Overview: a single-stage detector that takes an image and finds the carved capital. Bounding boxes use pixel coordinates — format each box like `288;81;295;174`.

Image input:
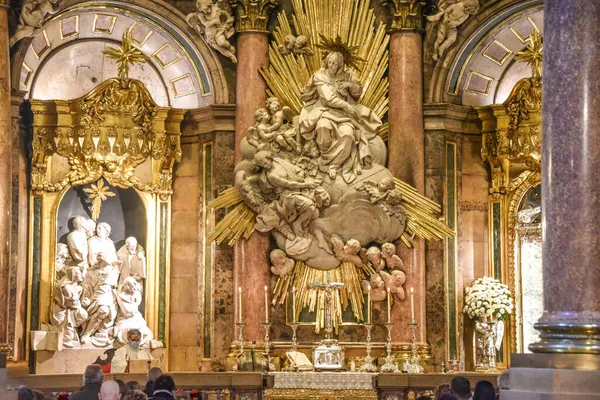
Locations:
381;0;426;32
229;0;279;32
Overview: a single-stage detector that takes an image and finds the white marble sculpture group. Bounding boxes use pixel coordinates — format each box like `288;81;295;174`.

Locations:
51;216;152;348
236;50;408;301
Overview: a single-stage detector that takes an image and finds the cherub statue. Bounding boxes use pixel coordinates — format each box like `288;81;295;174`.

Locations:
278;34;314;56
357;178;400;204
186;0;237;63
330;235;364;267
365;246;386;272
50;266;88;348
381;242;406;272
427;0;480;61
247;104;300;154
360;273;387;301
9;0;62;46
380;269;407;300
266;97;301;154
269;249;295;277
239;181;265;211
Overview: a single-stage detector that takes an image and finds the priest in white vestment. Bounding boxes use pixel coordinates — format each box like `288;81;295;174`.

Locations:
111;328;152;373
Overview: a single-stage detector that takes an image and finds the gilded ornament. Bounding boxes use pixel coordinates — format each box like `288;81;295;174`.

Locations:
103;28;148;80
83;179;116;221
381;0;426;32
229;0;279;32
514;28;543;78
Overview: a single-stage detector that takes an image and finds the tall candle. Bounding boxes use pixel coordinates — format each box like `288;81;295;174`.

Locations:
238;287;243;323
264;285;269;323
292;286;296;323
386;287;391;324
367;285;371;324
410;287;415;322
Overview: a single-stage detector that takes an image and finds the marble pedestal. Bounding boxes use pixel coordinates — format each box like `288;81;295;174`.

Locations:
501;354;600;399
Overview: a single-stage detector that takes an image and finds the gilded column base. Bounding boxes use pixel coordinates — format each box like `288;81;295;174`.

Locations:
530;313;600;354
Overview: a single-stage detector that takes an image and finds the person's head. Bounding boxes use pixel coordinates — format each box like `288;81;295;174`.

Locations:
99;380;120;400
323;52;344;74
254;108;270;124
464;0;480;15
96;222;111;239
378;178;395;192
436;384;452;397
126;381;141;392
152;375;175;393
116;380;128;397
473;380;496;400
83;364;103;386
254;151;274;170
366;246;382;263
269;249;288;267
127;328;142;350
370;273;384;288
266;97;282;114
72;216;86;232
146;367;162;383
32;389;44;400
17;387;35;400
125;237;138;254
56;243;69;264
345;239;361;253
391;270;406;285
66;266;84;283
438;394;459;400
283;35;295;48
451;376;472;399
123;390;148;400
382;242;396;258
86;219;96;238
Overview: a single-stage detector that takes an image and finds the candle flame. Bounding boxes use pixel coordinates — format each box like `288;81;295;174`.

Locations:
387;287;390;292
238;287;242;293
410;287;414;294
367;285;371;291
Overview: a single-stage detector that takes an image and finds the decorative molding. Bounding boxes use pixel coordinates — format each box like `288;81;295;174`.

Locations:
459;201;488;212
381;0;426;32
229;0;279;32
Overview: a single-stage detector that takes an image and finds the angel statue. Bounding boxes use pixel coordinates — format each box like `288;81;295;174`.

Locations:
427;0;480;61
9;0;62;46
186;0;237;63
247;98;300;154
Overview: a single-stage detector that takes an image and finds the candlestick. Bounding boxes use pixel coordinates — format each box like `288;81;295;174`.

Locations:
386;287;391;324
291;286;296;323
402;321;424;373
410;287;415;322
367;285;371;324
359;322;377;372
380;322;399;373
264;285;269;323
238;287;242;324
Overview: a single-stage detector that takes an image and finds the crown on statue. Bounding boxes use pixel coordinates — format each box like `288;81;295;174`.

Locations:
315;34;365;71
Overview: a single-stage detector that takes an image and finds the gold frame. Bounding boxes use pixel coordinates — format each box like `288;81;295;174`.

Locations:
483;40;513;66
92;13;118;34
25;73;185;367
59;15;80;40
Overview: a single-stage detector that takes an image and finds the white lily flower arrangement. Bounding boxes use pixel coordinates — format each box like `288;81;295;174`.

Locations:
463;277;513;321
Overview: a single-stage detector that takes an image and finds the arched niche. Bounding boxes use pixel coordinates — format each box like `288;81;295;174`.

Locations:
428;0;543;106
56;184;147;251
11;0;230;106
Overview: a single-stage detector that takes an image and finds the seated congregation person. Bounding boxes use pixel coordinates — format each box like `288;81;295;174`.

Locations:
127;381;141;392
71;364;103;400
111;329;153;373
144;368;162;397
124;391;149;400
451;376;473;400
98;381;120;400
149;375;176;400
473;381;496;400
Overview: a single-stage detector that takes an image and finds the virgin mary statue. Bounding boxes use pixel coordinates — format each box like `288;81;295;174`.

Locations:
299;51;387;184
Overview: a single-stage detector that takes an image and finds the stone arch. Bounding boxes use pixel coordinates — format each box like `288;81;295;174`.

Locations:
10;0;231;105
428;0;543;106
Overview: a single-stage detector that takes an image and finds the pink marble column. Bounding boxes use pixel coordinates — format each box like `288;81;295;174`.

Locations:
530;0;600;354
230;0;279;346
0;2;13;354
383;0;427;344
